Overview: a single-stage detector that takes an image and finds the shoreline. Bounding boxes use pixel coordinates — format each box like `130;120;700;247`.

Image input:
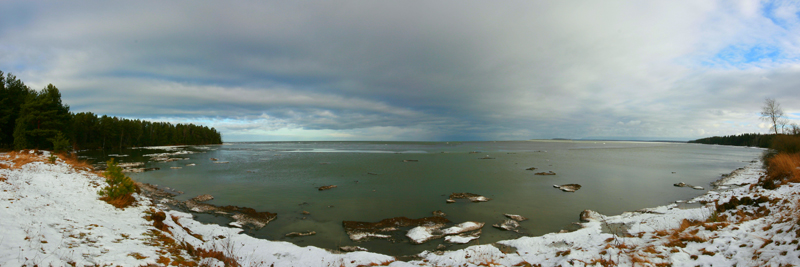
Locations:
2;151;799;266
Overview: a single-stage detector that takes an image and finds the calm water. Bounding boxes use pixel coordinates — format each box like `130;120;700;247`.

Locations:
80;141;763;256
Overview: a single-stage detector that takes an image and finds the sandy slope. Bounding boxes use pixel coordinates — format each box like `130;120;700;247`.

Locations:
2;152;799;266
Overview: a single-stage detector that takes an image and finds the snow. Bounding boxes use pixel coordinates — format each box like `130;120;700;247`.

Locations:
0;155;160;266
3;153;800;266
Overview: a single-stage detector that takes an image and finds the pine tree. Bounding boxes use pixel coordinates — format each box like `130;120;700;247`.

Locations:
0;72;34;148
13;84;72;150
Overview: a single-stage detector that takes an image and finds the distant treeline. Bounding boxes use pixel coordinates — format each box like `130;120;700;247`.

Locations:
0;70;222;151
688;133;775;148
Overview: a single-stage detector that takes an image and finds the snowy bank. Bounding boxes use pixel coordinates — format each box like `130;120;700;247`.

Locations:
2;152;799;266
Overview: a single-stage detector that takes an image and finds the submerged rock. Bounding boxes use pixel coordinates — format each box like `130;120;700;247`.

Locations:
285;231;316;237
449;192;491;202
525;167;538;171
136;182;180;199
170;167;182;169
186;163;196;166
504;213;528;222
553;184;582;192
535;171;557;175
403;159;419;162
210;158;218;161
342;216;450;242
478;155;495;159
318;185;337;191
183;200;277;229
212;161;230;164
432;210;447;217
191;194;214;202
339;246;368;252
118;162;145;168
674;182;705;190
492;219;520;232
123;168;145;173
302;210;311;215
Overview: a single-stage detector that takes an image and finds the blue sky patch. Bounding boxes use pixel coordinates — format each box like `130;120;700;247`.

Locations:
706;44;782;68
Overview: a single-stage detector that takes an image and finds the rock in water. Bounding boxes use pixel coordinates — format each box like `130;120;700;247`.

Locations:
449;192;491;202
190;194;214;202
407;224;446;244
553;184;582;192
525;167;538;170
535;171;557;175
674;182;703;190
318;185;337;191
446;199;456;203
441;221;485;235
444;230;481;244
504;213;528;222
407;221;485;244
343;216;450;242
492;219;520;232
340;246;368;252
432;210;447;217
285;231;316;237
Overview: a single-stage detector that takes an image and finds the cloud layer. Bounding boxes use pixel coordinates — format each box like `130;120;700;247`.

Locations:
2;0;800;141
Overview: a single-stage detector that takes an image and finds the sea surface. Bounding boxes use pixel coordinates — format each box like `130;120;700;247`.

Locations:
79;141;763;256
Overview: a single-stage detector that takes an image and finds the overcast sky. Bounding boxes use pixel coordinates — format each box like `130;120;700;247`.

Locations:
2;1;800;141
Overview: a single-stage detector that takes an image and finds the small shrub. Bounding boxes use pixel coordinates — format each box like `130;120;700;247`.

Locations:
48;154;57;164
48;132;72;154
98;158;137;208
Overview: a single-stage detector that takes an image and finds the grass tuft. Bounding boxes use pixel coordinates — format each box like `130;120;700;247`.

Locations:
57;153;93;171
2;151;40;169
760;153;800;189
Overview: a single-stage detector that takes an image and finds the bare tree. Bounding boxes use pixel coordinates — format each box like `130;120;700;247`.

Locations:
789;123;800;136
761;98;787;135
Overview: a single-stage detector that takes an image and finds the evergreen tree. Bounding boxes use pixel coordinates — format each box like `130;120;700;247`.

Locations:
13;84;72;150
0;72;34;148
1;69;222;150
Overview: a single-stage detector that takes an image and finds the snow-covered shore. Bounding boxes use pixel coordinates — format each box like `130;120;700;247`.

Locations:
2;151;799;266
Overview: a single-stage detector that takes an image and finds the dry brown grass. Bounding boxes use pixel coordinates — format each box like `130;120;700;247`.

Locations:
1;151;41;169
57;153;93;171
630;253;653;266
358;260;397;266
100;193;136;209
761;153;800;189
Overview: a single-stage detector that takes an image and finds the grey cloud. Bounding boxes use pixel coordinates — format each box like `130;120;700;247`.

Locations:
2;1;800;141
